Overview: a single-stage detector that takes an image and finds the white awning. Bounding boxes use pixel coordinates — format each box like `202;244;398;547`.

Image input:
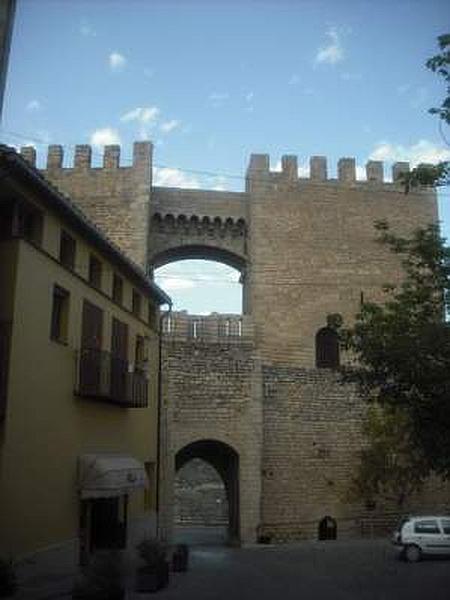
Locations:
78;454;149;499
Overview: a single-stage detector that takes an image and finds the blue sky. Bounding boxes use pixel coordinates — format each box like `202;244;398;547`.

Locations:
2;0;449;313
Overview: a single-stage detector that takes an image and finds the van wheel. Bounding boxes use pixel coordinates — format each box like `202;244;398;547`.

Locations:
405;544;421;563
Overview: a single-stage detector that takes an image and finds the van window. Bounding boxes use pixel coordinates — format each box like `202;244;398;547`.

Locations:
441;519;450;534
414;520;440;534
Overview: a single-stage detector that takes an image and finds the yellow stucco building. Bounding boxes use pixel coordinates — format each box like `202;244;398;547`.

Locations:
0;145;170;566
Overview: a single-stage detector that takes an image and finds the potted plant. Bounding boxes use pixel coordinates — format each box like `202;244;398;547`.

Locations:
171;544;189;572
72;551;125;600
0;558;17;598
135;538;169;593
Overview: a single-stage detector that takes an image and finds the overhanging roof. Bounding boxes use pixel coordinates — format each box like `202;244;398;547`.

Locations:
78;454;148;499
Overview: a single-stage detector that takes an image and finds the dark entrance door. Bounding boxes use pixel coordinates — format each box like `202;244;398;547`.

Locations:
318;516;337;540
111;318;128;403
80;301;103;396
90;496;127;551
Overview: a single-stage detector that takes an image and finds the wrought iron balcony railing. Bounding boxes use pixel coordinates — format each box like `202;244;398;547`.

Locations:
76;348;148;408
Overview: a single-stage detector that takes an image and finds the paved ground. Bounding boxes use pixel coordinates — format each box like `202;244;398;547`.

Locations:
14;528;450;599
159;537;450;600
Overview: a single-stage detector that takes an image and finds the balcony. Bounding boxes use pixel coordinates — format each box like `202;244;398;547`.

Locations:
76;348;148;408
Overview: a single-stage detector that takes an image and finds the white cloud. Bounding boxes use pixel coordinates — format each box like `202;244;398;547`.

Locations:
90;128;121;147
208;92;229;107
244;91;254;112
315;28;344;65
109;52;126;71
26;99;41;111
153;167;199;189
80;20;96;37
160;119;181;133
212;176;228;191
156;276;195;292
120;106;160;124
370;140;450;166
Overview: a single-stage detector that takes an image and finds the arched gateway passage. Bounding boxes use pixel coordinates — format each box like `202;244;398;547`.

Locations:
152;244;248;314
175;440;240;544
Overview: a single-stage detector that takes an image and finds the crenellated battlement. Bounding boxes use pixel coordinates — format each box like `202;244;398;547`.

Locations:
246;153;414;186
19;142;152;268
19;141;150;171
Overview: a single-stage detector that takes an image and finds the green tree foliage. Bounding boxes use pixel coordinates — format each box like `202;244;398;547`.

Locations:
342;222;450;492
427;33;450;125
350;406;428;508
402;34;450;191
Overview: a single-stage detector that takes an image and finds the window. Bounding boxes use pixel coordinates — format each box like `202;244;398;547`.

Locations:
148;301;157;329
163;314;173;334
441;519;450;534
18;201;43;246
414;520;440;534
316;327;340;369
59;230;76;270
135;335;148;367
111;318;129;403
88;255;102;289
190;320;202;339
219;319;231;336
78;301;104;397
0;199;14;240
132;290;142;318
112;274;123;305
81;300;103;350
50;285;70;343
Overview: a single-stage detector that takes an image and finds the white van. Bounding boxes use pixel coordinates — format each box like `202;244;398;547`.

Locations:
392;515;450;562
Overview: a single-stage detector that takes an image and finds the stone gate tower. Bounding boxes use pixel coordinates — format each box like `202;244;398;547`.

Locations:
23;141;449;544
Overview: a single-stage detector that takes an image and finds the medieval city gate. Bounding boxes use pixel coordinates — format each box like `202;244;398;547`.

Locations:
175;440;240;542
25;141;450;544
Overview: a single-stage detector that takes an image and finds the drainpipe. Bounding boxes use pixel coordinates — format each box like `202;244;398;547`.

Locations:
156;302;172;540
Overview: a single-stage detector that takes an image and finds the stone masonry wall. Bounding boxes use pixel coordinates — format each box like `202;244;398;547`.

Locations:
246;155;437;366
261;365;368;541
20;142;152;268
159;320;263;544
260;365;450;542
175;458;228;525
